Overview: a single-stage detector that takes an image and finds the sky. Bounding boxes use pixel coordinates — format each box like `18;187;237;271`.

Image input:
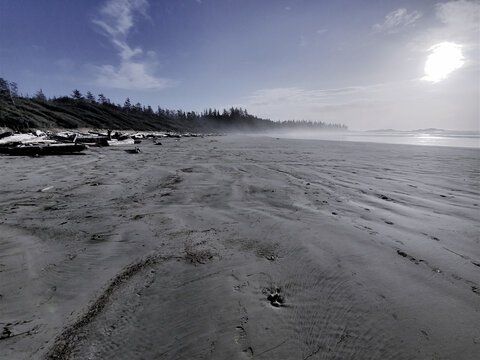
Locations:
0;0;478;130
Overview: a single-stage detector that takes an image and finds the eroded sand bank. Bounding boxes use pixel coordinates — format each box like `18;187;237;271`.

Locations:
0;135;479;359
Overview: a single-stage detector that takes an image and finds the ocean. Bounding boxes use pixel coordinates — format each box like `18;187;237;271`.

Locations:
270;130;480;149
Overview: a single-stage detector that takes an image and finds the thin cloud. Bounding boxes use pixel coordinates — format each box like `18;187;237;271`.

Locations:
94;61;171;90
92;0;171;89
435;0;479;44
240;81;418;125
93;0;148;39
247;86;370;107
373;8;422;33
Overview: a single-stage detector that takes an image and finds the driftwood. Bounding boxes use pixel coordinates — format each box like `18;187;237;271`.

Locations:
0;132;13;140
74;137;109;146
0;144;87;156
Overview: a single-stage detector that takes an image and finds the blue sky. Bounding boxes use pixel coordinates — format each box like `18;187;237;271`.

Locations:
0;0;478;130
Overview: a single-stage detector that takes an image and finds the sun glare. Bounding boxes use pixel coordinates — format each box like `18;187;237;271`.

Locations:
423;42;464;83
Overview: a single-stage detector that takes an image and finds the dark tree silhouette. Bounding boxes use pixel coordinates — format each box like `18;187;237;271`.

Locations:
124;97;132;111
0;77;9;95
1;77;348;132
9;82;18;96
71;89;83;101
86;91;96;103
97;93;107;104
35;89;47;102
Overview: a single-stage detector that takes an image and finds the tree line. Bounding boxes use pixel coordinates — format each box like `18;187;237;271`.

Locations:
0;77;347;131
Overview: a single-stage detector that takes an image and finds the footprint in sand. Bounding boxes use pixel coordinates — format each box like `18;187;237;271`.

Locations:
234;304;253;357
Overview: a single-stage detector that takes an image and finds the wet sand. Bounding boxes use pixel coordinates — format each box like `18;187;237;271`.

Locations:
0;135;479;359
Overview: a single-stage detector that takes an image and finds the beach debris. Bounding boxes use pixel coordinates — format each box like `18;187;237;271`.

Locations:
472;286;479;295
0;143;88;156
0;131;13;139
1;326;12;340
384;220;394;225
0;132;44;145
471;261;480;268
39;186;54;192
89;130;108;137
0;325;37;341
265;255;275;261
124;147;141;154
107;138;135;146
267;287;284;307
377;194;394;201
0;129;211;158
74;136;109;146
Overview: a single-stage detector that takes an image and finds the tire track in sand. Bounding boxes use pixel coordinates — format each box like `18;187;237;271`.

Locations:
43;253;182;360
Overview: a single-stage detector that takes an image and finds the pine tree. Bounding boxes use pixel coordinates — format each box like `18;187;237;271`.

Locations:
9;82;18;96
97;93;107;104
72;89;83;101
34;89;47;102
0;77;9;96
0;77;15;105
86;91;96;103
124;97;132;111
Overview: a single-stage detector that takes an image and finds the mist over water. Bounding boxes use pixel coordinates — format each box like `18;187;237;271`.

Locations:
265;130;480;149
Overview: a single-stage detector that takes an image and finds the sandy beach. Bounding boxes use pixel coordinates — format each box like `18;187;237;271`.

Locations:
0;135;479;359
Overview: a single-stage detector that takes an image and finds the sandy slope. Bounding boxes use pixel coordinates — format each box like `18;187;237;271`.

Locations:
0;135;478;359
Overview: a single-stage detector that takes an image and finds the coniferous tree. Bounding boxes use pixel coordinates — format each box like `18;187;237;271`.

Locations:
0;77;9;95
86;91;96;103
0;77;15;105
34;89;47;102
72;89;83;101
124;97;132;111
9;82;18;96
98;93;107;104
145;105;154;115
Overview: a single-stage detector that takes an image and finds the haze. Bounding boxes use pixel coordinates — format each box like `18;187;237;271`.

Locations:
0;0;478;130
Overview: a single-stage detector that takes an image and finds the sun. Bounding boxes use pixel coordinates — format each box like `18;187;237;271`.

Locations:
423;42;464;83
